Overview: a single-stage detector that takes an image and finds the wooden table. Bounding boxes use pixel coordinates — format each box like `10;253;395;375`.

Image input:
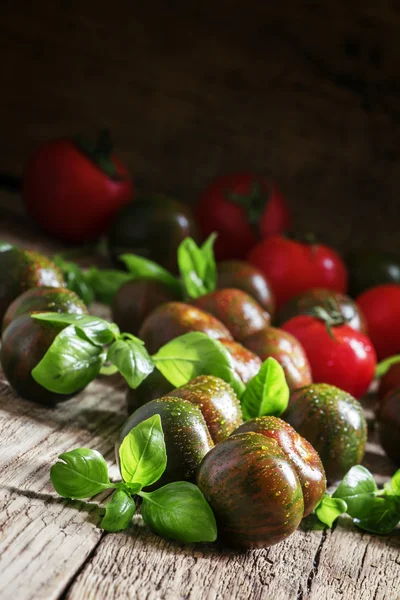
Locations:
0;213;399;600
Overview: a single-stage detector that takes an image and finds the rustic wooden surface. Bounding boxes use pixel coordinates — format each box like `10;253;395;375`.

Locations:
0;222;399;600
1;1;400;251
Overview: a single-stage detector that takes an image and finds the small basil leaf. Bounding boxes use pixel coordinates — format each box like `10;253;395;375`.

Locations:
315;494;347;528
32;325;106;394
85;267;133;305
31;313;120;346
120;254;181;295
333;465;378;518
391;470;400;495
50;448;114;498
53;255;95;306
140;481;217;543
107;338;154;388
375;355;400;378
153;332;245;398
119;415;166;487
353;495;400;534
177;235;217;299
200;233;217;293
240;357;289;420
101;490;136;532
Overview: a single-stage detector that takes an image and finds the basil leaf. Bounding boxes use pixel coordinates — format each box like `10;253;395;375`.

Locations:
107;337;155;388
119;415;167;487
120;254;181;295
333;465;378;518
240;357;289;420
53;255;95;306
50;448;114;498
353;495;400;534
85;267;133;305
315;494;347;528
177;234;217;299
31;313;120;346
391;470;400;495
153;332;245;398
376;355;400;378
140;481;217;543
101;490;136;532
32;325;106;394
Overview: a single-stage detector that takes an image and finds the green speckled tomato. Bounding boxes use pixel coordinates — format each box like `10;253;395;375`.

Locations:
126;369;174;413
117;397;213;489
219;338;262;384
377;389;400;466
0;247;65;321
233;416;326;516
0;315;77;406
197;432;304;548
2;286;87;332
217;260;275;317
284;383;367;482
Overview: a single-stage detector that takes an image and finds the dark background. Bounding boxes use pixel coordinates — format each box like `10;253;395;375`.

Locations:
0;0;399;250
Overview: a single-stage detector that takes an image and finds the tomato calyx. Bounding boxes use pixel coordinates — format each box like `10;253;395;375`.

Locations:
305;300;351;340
73;129;122;181
226;179;269;228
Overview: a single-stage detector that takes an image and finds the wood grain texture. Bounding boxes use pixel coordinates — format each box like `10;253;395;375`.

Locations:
1;1;400;251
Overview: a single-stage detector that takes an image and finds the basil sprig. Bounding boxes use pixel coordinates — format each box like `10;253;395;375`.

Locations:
177;234;217;299
120;254;182;296
50;415;217;542
315;465;400;534
240;357;289;420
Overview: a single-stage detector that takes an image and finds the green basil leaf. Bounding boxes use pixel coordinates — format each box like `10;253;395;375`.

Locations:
391;470;400;495
31;313;120;346
140;481;217;543
119;415;166;487
315;494;347;528
333;465;378;518
376;355;400;378
353;495;400;534
50;448;114;498
101;490;136;532
120;254;181;295
240;357;289;420
0;241;15;252
153;332;245;398
178;234;217;299
107;337;155;388
201;233;218;291
32;325;106;394
53;255;95;306
85;267;133;305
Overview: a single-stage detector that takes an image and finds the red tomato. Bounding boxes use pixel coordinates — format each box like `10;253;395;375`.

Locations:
378;363;400;400
23;131;133;242
356;285;400;360
282;315;376;398
196;173;291;261
248;235;348;309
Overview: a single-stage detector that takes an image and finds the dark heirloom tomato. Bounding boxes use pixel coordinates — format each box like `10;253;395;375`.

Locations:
277;288;367;334
234;417;326;517
0;247;65;321
3;286;87;332
346;250;400;297
284;384;367;482
356;284;400;360
107;196;200;274
377;389;400;466
193;288;269;343
378;363;400;400
126;369;174;413
219;339;262;384
139;302;232;354
243;327;312;391
1;315;76;406
112;280;180;336
117;397;213;489
165;375;242;443
197;433;304;549
217;260;275;317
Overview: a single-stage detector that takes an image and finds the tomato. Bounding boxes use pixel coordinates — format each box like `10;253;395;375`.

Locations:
356;284;400;360
281;314;376;398
346;250;400;297
248;235;348;309
378;363;400;400
377;389;400;466
196;173;291;261
23;131;133;242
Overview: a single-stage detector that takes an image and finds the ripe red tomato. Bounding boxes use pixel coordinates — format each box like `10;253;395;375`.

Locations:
23;131;133;242
248;235;348;309
196;173;291;261
356;285;400;360
281;315;376;398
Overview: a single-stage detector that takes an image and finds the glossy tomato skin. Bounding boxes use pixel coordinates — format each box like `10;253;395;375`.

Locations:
234;416;326;517
219;339;262;384
217;260;275;316
248;236;348;309
356;285;400;360
126;369;174;413
377;389;400;466
23;139;132;242
282;315;376;398
378;363;400;400
243;326;312;391
346;250;400;297
196;173;291;261
197;432;304;548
